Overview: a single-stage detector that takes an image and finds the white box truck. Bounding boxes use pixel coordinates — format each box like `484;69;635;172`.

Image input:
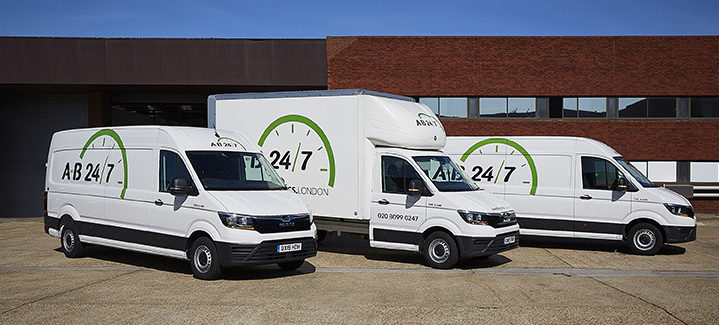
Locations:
209;90;519;268
44;126;317;279
444;136;697;255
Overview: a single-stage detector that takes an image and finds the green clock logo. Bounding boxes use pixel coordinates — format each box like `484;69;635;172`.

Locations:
258;115;336;188
460;138;538;195
68;129;129;199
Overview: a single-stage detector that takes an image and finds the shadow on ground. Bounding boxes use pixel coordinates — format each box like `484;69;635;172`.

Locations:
519;236;686;255
54;245;316;280
318;233;512;269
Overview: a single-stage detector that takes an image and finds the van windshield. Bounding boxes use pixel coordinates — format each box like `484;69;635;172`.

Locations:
413;156;479;192
186;151;286;191
614;157;657;188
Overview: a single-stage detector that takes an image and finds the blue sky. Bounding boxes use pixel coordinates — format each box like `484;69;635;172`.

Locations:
0;0;717;38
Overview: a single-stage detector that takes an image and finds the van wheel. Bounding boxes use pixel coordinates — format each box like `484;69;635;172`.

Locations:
190;237;221;280
627;223;664;255
60;221;84;258
278;260;305;271
422;231;459;269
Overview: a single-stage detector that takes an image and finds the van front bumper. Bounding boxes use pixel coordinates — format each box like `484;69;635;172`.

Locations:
664;225;696;243
457;230;519;257
215;236;317;266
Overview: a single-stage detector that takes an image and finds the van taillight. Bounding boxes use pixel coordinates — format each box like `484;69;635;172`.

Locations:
43;191;48;216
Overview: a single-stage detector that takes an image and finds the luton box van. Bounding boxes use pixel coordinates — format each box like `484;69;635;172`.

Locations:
444;136;696;255
44;126;316;279
209;90;520;269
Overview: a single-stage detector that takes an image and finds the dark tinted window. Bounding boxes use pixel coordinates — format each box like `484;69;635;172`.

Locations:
691;97;719;118
648;97;676;118
618;98;647;118
581;157;622;190
159;150;193;192
382;156;423;194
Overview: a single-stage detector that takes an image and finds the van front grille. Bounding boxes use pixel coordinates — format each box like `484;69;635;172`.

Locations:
252;214;312;234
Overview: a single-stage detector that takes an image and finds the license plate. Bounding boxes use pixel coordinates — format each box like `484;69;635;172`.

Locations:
503;236;516;245
277;243;302;253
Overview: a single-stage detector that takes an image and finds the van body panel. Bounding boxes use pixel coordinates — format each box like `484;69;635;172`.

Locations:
445;136;697;245
45;126;316;267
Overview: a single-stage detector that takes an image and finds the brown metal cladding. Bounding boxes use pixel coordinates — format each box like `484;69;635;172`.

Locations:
0;37;327;86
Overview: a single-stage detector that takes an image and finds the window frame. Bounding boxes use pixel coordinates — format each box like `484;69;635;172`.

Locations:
159;149;196;194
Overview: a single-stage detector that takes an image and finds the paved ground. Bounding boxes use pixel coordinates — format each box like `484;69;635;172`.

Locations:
1;215;718;324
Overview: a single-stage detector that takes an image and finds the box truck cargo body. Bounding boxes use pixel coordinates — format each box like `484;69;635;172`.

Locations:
444;136;696;255
45;126;316;279
210;90;519;268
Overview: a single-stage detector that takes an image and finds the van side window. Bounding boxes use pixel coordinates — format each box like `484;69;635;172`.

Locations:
382;156;422;194
581;157;620;190
159;150;193;192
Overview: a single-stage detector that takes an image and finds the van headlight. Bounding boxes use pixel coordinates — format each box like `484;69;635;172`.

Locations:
218;212;254;229
663;204;694;218
458;210;488;226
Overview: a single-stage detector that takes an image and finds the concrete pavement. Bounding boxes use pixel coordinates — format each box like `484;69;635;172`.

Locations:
1;215;717;324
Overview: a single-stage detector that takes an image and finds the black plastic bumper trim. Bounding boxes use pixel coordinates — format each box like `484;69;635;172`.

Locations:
457;231;520;257
663;225;697;243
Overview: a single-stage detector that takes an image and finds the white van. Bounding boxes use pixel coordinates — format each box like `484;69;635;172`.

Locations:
444;136;697;255
44;126;316;279
209;90;520;269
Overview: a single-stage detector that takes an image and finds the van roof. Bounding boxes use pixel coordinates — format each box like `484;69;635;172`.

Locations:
446;136;622;157
209;89;415;103
52;126;258;153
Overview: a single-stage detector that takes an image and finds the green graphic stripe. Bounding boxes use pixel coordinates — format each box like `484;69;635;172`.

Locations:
216;137;247;150
417;112;439;122
258;115;336;187
460;138;538;195
80;129;128;199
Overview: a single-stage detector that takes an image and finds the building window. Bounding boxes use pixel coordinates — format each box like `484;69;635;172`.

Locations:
508;98;536;118
578;97;607;118
419;97;439;115
648;97;677;118
439;97;468;118
479;98;507;118
418;97;469;118
618;97;647;118
563;98;578;118
691;97;719;118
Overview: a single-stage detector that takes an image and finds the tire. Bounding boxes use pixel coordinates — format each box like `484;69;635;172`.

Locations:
627;223;664;255
60;221;84;258
278;260;305;271
422;231;459;269
190;237;222;280
316;230;328;243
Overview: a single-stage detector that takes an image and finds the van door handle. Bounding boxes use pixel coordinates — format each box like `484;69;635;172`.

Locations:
378;199;390;205
580;195;592;200
154;199;164;206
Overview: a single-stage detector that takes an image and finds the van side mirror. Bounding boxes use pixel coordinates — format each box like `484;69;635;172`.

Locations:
408;179;424;196
169;178;194;196
615;177;629;191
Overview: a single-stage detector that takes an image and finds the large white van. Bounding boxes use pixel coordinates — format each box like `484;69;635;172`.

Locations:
44;126;316;279
209;90;520;269
444;136;697;255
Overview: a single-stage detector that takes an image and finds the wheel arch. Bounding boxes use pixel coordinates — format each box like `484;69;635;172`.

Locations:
624;218;666;243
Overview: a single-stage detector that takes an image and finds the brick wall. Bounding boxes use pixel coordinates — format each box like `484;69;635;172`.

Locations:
327;36;719;96
440;119;719;161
